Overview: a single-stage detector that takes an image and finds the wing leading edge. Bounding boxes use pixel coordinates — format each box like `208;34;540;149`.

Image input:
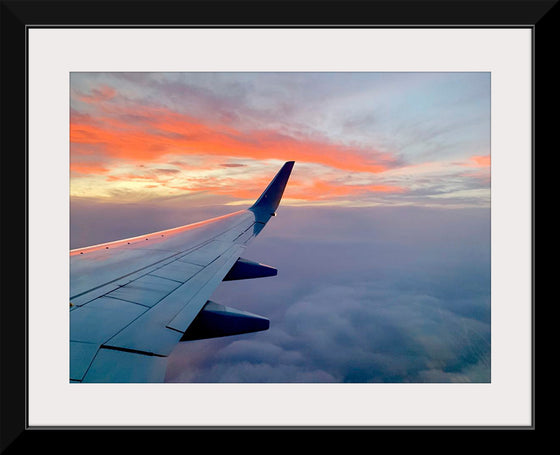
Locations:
70;161;295;382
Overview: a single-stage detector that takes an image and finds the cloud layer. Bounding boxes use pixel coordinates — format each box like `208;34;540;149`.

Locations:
70;203;491;383
70;72;490;207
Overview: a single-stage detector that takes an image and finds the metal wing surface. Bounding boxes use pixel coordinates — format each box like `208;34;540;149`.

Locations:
70;161;294;382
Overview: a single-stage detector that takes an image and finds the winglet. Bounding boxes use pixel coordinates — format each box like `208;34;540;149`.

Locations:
250;161;295;214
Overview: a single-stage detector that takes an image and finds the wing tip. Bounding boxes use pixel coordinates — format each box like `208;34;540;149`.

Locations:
250;161;295;213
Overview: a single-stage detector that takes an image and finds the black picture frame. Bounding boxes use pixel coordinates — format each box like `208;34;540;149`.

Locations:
1;0;550;448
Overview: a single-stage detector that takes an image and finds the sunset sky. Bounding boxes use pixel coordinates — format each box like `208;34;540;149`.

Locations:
70;72;490;208
70;72;491;383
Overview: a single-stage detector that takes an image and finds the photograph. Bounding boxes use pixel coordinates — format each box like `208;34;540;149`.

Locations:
20;25;535;429
69;71;492;384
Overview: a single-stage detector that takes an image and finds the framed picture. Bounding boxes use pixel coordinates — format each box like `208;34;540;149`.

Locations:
1;0;548;444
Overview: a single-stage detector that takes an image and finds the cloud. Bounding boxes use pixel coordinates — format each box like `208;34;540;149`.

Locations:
70;197;491;383
73;85;117;103
154;168;181;175
458;155;491;185
70;162;109;175
220;163;247;168
467;155;491;167
161;205;491;383
70;102;399;174
70;72;490;207
167;281;490;383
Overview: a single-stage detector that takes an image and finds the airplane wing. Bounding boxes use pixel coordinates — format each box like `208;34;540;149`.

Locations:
70;161;295;382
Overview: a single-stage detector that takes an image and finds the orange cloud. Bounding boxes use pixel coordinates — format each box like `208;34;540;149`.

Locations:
169;176;405;202
70;162;109;174
70;88;407;204
464;155;490;168
284;179;405;201
472;155;490;167
458;154;490;184
70;105;398;175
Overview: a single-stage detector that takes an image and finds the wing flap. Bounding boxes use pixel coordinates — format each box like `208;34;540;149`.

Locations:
166;244;245;333
70;297;147;345
82;347;168;383
101;244;245;356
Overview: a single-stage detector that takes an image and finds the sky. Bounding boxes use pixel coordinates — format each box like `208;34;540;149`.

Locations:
70;72;491;383
70;72;490;209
